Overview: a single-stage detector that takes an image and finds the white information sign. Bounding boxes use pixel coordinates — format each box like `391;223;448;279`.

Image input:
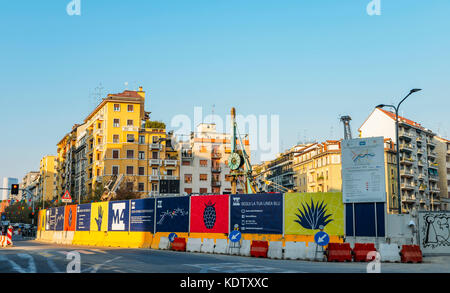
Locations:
341;137;386;203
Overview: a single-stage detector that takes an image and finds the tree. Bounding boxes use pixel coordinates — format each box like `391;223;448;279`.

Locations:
145;120;166;129
114;179;141;200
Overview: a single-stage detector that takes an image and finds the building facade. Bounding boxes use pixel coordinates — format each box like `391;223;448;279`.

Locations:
19;171;40;202
359;108;441;212
179;123;250;195
434;137;450;210
38;156;57;202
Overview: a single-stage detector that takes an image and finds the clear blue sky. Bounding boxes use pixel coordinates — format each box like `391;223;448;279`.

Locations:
1;0;449;181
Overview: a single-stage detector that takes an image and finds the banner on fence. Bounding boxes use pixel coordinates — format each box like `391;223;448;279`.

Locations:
38;209;46;231
76;204;91;231
155;196;190;233
54;206;65;231
90;202;109;232
230;193;283;234
130;198;155;232
190;195;229;233
64;205;77;231
108;200;130;231
285;192;344;236
47;208;56;231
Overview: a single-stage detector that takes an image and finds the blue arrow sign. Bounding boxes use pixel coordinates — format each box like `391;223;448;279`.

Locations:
314;231;330;246
168;232;178;242
1;214;6;221
229;230;242;243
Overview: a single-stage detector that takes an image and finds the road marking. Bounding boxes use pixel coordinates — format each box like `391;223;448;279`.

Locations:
76;250;95;255
81;256;122;273
0;253;37;273
39;252;54;258
183;262;305;273
89;249;107;254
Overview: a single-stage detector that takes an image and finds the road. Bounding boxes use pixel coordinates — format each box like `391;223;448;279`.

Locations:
0;240;449;273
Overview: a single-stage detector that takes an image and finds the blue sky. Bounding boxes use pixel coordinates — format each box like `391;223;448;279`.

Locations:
0;0;449;181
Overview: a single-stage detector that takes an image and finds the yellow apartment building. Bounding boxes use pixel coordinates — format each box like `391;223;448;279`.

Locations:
384;138;399;214
38;155;57;201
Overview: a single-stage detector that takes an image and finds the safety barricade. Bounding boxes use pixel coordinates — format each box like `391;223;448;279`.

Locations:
353;243;377;262
379;243;401;262
186;238;202;253
200;238;215;254
158;237;171;250
326;243;352;262
0;236;7;247
213;239;228;254
268;241;283;259
250;240;269;258
171;237;187;252
284;241;307;260
400;245;422;263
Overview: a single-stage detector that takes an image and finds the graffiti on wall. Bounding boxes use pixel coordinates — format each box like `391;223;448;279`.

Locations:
420;212;450;249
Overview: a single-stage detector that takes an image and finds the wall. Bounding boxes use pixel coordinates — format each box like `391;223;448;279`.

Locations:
418;211;450;255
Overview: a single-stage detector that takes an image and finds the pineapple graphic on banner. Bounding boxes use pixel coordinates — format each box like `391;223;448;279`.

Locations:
190;195;229;233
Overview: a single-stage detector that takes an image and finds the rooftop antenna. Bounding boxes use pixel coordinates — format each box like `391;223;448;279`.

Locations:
340;115;353;140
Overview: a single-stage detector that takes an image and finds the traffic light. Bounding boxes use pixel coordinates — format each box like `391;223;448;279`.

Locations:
11;184;19;195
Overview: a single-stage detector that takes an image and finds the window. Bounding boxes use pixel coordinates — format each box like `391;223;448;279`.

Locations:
138;183;145;192
138;167;145;176
199;188;208;194
200;174;208;181
182;161;191;166
139;151;145;160
127;150;134;159
152;168;158;175
113;135;120;143
126;182;133;191
127;134;135;143
152;136;159;143
112;166;119;175
126;166;134;175
184;174;192;184
200;160;208;167
98;123;102;129
167;169;173;176
112;150;119;159
184;188;192;194
128;105;134;112
152;152;158;159
113;119;120;127
127;119;134;126
139;136;145;144
114;104;120;112
96;169;101;176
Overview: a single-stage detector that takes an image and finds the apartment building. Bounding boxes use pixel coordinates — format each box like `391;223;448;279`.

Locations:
384;138;399;214
292;141;342;193
19;171;40;202
359;108;440;212
38;156;57;201
179;123;250;195
54;87;180;200
434;137;450;210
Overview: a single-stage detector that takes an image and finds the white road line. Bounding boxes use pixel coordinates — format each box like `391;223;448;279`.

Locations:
89;249;107;254
76;250;95;255
38;252;54;258
0;253;37;273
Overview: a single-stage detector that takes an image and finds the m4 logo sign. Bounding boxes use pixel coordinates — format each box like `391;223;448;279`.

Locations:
111;202;126;231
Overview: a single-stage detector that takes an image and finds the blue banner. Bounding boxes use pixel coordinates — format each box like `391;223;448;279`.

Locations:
76;204;91;231
54;206;65;231
46;208;56;231
155;196;190;233
230;193;283;234
130;198;155;232
108;200;130;231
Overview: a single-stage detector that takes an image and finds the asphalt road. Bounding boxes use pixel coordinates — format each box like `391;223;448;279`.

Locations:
0;240;449;273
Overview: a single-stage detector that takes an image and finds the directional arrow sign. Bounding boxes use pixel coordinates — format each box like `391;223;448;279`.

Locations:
229;230;242;243
168;233;178;242
314;231;330;246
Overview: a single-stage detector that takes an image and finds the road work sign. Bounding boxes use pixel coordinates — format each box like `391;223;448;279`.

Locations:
61;191;72;203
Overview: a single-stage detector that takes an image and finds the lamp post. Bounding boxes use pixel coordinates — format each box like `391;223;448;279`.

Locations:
376;89;422;214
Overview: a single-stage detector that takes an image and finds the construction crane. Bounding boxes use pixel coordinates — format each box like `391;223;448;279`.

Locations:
100;174;124;201
340;115;353;140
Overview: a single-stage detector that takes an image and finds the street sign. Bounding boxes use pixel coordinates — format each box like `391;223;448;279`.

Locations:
168;232;178;242
229;230;242;243
1;214;6;221
314;231;330;246
61;191;72;203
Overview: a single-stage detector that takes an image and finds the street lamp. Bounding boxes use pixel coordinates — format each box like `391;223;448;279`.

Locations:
376;89;422;214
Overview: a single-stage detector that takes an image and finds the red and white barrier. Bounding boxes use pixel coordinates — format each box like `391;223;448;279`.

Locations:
0;226;13;247
7;226;13;246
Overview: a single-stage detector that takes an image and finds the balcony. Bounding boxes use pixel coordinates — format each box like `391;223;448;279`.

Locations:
427;140;437;148
162;175;180;180
211;152;222;159
400;157;414;165
212;180;221;187
399;131;412;140
400;169;414;178
149;159;162;166
429;175;439;182
211;167;222;173
149;175;160;181
417;173;425;180
402;196;416;203
401;183;415;190
428;151;437;159
95;144;104;152
430;187;440;193
418;184;427;192
164;159;178;166
150;143;163;150
417;159;424;167
182;151;193;160
399;143;414;152
122;126;139;132
429;162;439;170
149;191;159;197
94;128;104;136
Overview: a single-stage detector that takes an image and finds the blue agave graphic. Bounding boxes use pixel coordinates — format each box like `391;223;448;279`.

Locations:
294;199;333;230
